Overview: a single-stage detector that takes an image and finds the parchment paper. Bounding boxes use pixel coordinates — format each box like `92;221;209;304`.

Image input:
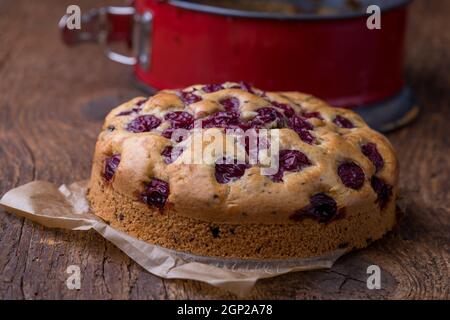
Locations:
0;181;345;296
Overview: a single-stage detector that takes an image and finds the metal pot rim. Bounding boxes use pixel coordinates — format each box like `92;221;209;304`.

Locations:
168;0;412;20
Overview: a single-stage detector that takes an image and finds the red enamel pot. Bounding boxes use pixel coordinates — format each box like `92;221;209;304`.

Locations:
60;0;417;131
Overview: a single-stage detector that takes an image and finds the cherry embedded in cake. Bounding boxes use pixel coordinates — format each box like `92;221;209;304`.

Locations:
219;97;240;112
141;178;170;210
203;84;224;93
271;101;295;118
201;110;241;129
230;81;254;93
180;91;202;105
164;111;195;128
161;145;174;164
288;115;315;144
103;154;120;182
161;145;184;164
370;176;393;209
290;193;338;223
162;111;195;140
88;82;399;259
362;143;384;172
338;162;365;190
302;111;323;120
215;158;249;184
126;115;161;133
333;115;354;129
270;149;311;182
248;107;285;129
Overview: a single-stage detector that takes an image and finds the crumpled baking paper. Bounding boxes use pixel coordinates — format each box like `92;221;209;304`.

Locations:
0;181;345;296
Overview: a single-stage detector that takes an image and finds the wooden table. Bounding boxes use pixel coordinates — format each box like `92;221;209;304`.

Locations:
0;0;448;299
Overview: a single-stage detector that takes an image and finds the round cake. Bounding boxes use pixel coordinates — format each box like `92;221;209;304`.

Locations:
87;82;399;259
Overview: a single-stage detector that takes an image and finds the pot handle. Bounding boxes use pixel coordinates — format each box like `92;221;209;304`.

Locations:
59;6;151;67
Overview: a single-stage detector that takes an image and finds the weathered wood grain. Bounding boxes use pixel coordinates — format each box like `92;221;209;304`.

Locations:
0;0;448;299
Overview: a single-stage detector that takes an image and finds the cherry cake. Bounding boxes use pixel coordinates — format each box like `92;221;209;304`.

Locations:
87;82;399;259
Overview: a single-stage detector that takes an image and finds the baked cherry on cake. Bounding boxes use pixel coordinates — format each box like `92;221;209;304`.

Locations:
87;82;399;259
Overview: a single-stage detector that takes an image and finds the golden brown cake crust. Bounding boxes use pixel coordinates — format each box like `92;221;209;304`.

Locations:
87;82;399;259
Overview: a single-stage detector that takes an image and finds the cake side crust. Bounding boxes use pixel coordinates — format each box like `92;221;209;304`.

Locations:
87;170;398;259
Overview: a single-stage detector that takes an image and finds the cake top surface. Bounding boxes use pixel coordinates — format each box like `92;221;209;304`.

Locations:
94;82;398;224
